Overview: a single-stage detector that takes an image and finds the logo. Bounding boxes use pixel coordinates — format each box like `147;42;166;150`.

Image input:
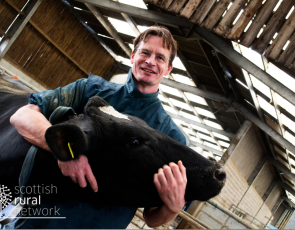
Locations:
0;184;12;210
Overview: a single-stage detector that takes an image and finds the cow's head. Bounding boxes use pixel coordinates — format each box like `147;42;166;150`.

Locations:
45;96;226;206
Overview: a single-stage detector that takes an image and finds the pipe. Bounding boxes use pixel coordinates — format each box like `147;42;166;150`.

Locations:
207;200;258;229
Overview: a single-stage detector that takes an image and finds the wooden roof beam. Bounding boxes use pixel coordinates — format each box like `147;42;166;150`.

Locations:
74;0;295;106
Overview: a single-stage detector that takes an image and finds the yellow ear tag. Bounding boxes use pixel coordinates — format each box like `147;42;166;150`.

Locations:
68;142;74;159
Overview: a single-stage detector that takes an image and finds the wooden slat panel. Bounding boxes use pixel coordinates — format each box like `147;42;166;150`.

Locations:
278;33;295;67
240;0;279;47
48;57;72;89
168;0;188;14
157;0;174;10
180;0;202;19
201;0;231;30
190;0;216;25
228;0;264;40
6;0;28;10
0;1;18;32
265;10;295;60
251;0;295;54
25;40;51;76
56;63;84;88
45;56;68;87
214;0;247;37
37;50;63;83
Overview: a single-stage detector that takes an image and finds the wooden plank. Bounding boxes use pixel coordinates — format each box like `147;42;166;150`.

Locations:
4;0;26;16
0;28;11;38
14;26;36;63
228;0;264;40
265;10;295;60
49;57;72;88
37;48;62;83
7;0;28;10
180;0;202;19
25;40;50;76
0;1;18;32
190;0;216;25
31;0;53;26
251;0;295;54
21;29;44;69
31;20;89;74
168;0;188;14
214;0;247;37
202;0;231;30
240;0;279;47
158;0;174;10
278;32;295;67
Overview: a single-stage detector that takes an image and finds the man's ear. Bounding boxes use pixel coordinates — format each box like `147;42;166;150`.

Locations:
131;51;135;64
164;64;173;76
45;124;88;162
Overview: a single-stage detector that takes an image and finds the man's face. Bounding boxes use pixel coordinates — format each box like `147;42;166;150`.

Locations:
131;36;173;92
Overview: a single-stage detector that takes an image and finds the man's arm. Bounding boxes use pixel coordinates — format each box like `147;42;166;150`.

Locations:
143;161;187;227
10;104;98;192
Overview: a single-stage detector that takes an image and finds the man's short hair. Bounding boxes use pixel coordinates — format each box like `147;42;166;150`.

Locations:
133;26;177;66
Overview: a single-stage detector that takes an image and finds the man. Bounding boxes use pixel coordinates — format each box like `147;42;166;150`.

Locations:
11;26;187;228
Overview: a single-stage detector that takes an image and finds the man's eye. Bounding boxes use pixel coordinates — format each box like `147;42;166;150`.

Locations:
142;51;150;56
157;55;165;61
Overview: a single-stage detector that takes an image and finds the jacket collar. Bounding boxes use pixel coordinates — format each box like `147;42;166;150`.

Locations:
125;68;159;101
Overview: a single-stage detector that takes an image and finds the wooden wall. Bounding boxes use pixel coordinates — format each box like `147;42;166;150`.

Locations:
1;0;114;89
212;124;281;226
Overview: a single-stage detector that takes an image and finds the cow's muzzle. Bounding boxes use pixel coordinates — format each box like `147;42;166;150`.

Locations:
214;168;226;182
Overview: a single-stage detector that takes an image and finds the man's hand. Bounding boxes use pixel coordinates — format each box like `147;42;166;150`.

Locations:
154;161;187;213
58;155;98;192
144;161;187;227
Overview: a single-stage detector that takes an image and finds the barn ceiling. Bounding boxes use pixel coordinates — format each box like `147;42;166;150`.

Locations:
1;0;295;209
62;0;295;207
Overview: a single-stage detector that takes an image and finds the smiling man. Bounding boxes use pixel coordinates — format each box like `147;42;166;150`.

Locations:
11;26;187;228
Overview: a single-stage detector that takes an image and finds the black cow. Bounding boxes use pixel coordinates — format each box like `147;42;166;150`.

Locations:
0;75;225;208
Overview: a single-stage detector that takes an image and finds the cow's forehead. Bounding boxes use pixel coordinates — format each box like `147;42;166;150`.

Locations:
98;106;131;121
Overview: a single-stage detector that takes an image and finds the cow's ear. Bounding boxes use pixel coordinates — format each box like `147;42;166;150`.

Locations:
84;96;109;116
45;124;88;161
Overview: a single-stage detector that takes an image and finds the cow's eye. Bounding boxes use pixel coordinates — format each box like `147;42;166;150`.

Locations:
128;139;141;147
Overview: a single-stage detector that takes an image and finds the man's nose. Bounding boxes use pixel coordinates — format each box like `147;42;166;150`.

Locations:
145;54;156;65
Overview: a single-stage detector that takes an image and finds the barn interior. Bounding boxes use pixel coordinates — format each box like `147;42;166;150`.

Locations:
1;0;295;228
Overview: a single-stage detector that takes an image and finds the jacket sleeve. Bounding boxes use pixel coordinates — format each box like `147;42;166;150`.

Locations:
28;79;88;119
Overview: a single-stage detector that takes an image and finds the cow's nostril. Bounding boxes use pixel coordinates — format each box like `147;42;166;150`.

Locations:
214;169;226;182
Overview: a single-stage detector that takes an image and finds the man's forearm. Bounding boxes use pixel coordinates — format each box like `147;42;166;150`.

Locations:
10;104;51;152
143;205;179;228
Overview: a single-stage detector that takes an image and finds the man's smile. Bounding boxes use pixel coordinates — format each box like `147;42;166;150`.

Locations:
141;68;156;74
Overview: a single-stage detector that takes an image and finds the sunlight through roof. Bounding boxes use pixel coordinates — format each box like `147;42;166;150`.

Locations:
276;93;295;115
179;111;201;122
204;141;222;151
265;63;295;93
204;120;223;130
184;92;207;105
281;114;295;131
219;141;230;148
114;0;147;9
250;74;271;99
160;84;182;97
257;95;277;118
195;107;216;119
212;132;230;141
173;57;186;71
172;74;195;86
169;98;192;111
191;124;209;134
108;18;136;37
163;105;177;114
198;133;215;143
